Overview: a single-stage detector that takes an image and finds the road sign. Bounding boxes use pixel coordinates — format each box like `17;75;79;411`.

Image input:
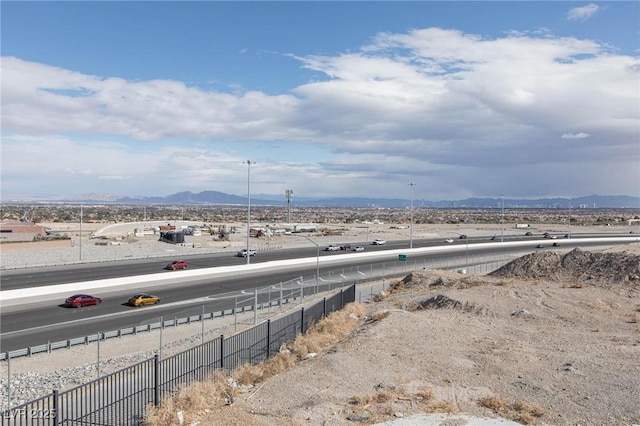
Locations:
398;254;407;262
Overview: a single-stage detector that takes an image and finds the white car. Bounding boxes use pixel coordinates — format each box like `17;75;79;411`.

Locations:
351;246;365;252
237;248;257;257
324;245;340;251
372;239;386;245
444;238;454;243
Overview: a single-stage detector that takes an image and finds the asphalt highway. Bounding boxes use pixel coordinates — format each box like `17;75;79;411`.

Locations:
0;233;604;289
1;234;636;353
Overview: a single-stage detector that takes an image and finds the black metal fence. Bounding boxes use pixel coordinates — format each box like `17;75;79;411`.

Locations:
1;285;355;426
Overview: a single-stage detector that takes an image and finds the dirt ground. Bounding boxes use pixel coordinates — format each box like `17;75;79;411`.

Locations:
2;223;639;425
163;244;640;426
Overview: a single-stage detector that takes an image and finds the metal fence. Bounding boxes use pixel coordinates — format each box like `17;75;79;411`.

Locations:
0;286;356;426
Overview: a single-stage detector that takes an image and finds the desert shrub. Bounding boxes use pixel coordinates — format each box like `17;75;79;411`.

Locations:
479;395;546;424
428;400;457;413
480;395;508;412
416;388;434;402
144;371;233;425
291;302;365;357
233;362;264;386
369;310;391;321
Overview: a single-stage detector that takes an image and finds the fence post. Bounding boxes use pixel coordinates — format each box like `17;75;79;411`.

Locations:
323;298;327;317
254;289;258;325
154;354;160;406
300;307;306;334
159;316;163;360
267;320;271;358
220;335;225;370
300;275;304;301
97;332;101;379
6;356;10;411
53;389;59;424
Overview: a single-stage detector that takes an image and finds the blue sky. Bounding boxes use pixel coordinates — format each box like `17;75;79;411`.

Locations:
2;1;639;202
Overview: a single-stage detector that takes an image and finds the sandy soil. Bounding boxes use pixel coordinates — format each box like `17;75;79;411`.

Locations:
171;244;640;426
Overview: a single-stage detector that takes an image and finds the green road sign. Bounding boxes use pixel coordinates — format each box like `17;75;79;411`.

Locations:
398;254;407;262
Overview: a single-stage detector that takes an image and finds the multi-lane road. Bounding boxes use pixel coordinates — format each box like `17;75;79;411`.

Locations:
1;233;637;353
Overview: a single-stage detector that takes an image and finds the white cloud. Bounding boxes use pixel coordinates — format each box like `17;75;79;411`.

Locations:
567;4;600;22
561;132;591;139
1;26;639;199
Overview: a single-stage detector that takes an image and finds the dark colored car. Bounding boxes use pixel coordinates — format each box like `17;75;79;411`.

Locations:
553;242;559;247
165;260;188;270
459;234;467;239
128;293;160;307
65;294;102;308
525;232;533;236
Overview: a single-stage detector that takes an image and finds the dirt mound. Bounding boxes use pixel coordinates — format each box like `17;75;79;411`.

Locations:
490;247;640;285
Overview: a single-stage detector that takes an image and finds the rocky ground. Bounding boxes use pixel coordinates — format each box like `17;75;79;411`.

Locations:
152;244;640;426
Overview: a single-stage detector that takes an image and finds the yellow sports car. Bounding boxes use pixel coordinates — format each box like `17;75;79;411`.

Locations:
128;293;160;307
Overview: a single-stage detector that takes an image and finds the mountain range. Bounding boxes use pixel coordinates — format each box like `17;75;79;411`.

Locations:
9;191;640;209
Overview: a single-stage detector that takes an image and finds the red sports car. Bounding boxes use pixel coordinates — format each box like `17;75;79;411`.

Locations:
165;260;188;270
65;294;102;308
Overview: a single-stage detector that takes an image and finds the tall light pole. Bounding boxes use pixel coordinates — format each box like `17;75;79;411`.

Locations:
568;198;572;239
79;204;83;261
244;160;254;265
285;189;293;224
501;193;505;243
409;183;415;249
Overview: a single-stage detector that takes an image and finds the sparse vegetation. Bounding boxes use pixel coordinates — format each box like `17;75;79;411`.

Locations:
144;303;366;425
480;396;546;425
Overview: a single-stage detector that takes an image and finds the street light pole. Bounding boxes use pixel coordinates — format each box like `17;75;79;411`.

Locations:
501;193;505;243
244;160;254;265
409;183;415;249
79;203;83;261
285;189;293;224
568;198;572;239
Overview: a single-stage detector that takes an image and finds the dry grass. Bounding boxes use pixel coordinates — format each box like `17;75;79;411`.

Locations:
288;303;366;359
415;388;435;402
427;400;458;413
346;386;459;424
145;303;366;425
144;371;235;426
564;282;584;288
349;390;396;406
479;395;546;425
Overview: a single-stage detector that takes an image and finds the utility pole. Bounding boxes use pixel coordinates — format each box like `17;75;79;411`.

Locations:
409;183;415;249
79;204;83;261
285;189;293;223
244;160;254;265
501;193;505;243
